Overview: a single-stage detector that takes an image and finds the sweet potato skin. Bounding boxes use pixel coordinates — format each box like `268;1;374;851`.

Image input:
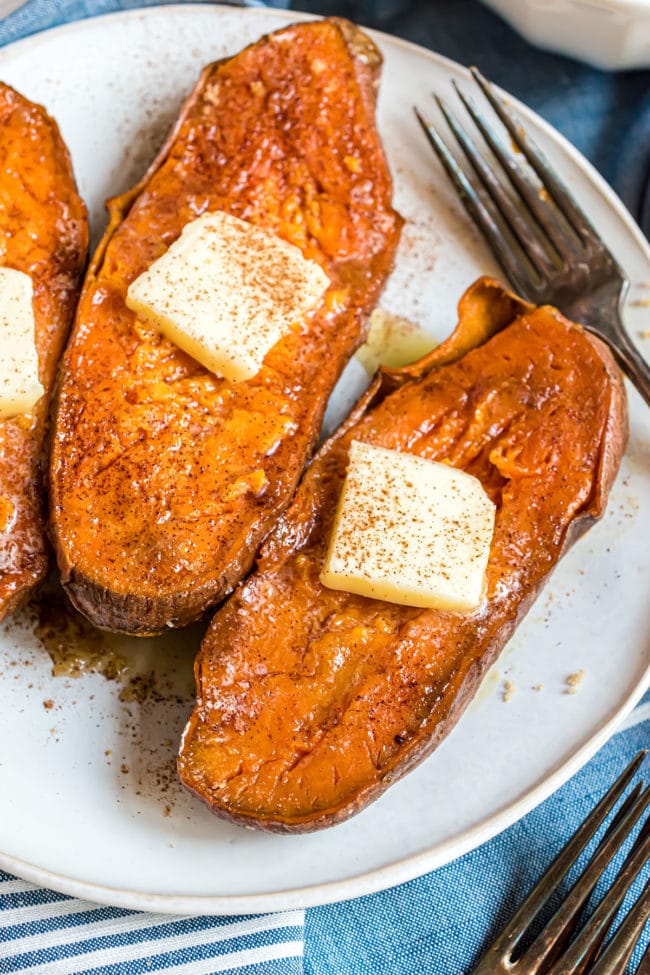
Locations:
49;19;402;636
0;84;88;622
178;278;628;832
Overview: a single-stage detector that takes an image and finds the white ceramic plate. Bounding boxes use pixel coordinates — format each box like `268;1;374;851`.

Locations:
0;5;649;916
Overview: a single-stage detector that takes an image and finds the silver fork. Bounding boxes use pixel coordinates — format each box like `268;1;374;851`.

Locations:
415;69;650;407
470;752;650;975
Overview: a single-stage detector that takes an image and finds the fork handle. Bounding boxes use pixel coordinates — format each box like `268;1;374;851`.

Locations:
602;327;650;409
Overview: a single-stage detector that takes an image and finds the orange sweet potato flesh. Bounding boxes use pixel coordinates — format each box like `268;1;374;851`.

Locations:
49;19;402;636
178;278;628;832
0;84;88;623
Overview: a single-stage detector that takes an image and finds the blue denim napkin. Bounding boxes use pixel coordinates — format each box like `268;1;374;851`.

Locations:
305;697;650;974
0;3;648;974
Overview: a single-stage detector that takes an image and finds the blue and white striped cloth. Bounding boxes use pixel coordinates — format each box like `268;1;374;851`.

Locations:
1;1;649;973
0;893;303;973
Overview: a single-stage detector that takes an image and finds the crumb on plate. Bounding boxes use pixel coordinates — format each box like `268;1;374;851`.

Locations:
565;669;585;695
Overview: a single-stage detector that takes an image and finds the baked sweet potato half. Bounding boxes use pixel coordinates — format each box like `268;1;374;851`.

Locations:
49;18;402;636
0;84;87;623
178;278;628;832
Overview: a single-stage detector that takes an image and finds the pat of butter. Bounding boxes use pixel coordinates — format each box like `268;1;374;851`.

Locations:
320;441;496;612
126;211;330;382
0;268;43;421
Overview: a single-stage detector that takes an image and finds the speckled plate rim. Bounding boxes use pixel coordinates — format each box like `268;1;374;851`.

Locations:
0;3;648;915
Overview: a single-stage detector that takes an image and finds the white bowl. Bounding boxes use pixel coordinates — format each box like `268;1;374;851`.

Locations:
481;0;650;69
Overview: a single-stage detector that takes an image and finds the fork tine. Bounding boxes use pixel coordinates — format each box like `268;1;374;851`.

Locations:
452;82;576;264
471;753;646;973
551;785;648;975
589;874;650;975
414;108;537;298
469;67;604;250
548;814;650;975
587;812;650;975
520;782;650;975
599;785;646;847
434;95;554;278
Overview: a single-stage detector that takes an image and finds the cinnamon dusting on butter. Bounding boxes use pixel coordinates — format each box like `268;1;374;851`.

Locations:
0;267;44;420
126;211;330;383
321;441;495;612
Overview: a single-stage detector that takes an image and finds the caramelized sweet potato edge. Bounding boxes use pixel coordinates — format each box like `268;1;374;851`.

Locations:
0;82;88;622
49;18;401;636
178;277;628;832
